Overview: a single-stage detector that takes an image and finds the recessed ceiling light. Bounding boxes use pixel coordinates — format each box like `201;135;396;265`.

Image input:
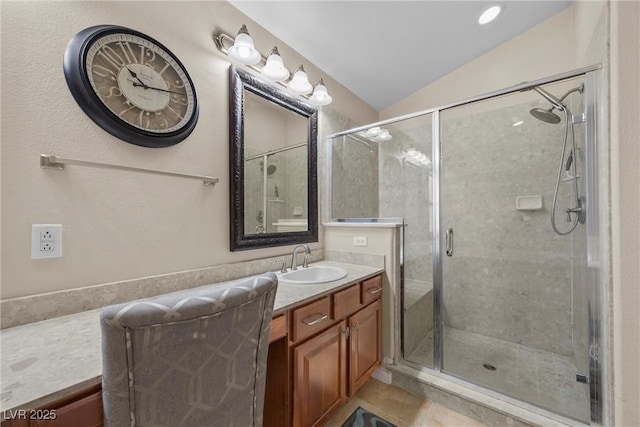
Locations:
478;5;502;25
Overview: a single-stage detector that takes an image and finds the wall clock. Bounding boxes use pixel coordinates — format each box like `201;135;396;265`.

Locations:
64;25;199;148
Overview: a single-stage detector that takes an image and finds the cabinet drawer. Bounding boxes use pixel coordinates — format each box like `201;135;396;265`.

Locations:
30;391;103;427
292;296;332;342
269;314;287;343
361;275;383;305
332;285;361;320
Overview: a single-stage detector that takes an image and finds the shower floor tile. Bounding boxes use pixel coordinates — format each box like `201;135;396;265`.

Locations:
407;327;590;422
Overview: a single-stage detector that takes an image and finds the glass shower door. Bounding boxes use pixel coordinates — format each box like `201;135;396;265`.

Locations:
438;78;590;422
372;114;434;370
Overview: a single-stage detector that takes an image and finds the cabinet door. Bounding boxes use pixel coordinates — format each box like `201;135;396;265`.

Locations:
293;320;347;427
30;391;103;427
348;300;382;396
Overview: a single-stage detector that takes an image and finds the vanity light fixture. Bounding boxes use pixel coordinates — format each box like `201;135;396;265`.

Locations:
261;47;290;81
358;126;393;141
376;129;392;141
288;65;313;95
402;147;431;167
214;26;332;107
308;79;333;107
368;127;381;136
478;4;502;25
227;25;261;65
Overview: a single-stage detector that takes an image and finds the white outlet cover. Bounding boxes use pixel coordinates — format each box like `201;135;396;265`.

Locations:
31;224;62;259
353;236;368;247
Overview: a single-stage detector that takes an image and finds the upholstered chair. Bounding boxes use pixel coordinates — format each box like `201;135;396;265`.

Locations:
100;273;278;427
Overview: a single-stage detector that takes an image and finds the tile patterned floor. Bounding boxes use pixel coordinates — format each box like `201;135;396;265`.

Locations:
324;379;486;427
406;327;590;422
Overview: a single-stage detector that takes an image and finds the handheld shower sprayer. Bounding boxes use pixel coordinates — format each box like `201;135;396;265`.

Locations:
526;83;586;235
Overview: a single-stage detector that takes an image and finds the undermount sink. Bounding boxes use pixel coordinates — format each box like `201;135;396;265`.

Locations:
278;266;347;284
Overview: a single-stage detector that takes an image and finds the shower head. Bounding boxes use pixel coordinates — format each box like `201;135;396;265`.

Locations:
528;84;584;124
528;86;565;124
530;107;562;124
259;161;277;175
533;86;565;111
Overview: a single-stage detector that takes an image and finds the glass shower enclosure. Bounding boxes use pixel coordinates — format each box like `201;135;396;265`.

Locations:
328;67;602;423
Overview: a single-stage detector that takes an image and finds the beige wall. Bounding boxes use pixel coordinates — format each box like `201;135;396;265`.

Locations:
0;1;376;300
380;7;577;119
610;1;640;426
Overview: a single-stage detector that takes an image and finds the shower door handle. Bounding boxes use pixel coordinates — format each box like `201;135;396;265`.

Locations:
446;228;454;257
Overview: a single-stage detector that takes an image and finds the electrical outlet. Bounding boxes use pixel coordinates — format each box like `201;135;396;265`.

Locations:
32;224;62;259
353;236;368;247
40;242;54;252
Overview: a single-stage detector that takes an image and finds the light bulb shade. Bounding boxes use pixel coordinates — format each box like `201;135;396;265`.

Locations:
376;129;392;141
261;47;290;81
288;65;312;95
368;127;381;136
308;79;332;106
228;25;261;65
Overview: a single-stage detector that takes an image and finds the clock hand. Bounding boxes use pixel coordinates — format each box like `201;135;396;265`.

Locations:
125;67;149;89
132;82;183;95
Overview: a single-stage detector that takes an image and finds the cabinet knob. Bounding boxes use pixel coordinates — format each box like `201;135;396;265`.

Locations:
340;327;350;339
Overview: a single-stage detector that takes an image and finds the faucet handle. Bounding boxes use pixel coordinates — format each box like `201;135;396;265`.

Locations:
275;259;287;273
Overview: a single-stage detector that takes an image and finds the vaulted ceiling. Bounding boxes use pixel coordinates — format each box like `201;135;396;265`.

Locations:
230;1;572;111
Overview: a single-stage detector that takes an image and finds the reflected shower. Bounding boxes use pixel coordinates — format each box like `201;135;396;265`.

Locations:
259;160;277;175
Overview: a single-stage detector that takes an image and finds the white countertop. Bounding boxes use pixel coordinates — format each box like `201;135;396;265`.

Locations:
0;261;382;414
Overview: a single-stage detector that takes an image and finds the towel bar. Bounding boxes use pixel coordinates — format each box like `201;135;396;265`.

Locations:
40;154;219;186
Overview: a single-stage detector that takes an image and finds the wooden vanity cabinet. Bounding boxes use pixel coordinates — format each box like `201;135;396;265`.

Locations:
289;275;383;427
292;320;348;427
3;275;382;427
348;299;382;396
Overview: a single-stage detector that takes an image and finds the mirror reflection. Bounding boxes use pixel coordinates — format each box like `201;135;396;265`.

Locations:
243;91;308;235
229;66;318;251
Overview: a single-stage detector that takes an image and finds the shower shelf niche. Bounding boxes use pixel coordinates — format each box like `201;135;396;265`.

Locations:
515;195;543;210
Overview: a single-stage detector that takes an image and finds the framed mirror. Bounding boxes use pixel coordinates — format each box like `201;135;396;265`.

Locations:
229;66;318;251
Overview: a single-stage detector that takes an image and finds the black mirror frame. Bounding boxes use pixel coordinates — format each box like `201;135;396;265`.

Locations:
229;66;319;251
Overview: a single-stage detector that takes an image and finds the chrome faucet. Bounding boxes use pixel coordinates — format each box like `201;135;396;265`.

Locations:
276;259;288;273
290;244;311;270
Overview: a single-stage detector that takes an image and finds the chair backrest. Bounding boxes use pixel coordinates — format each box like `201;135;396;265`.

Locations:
100;272;278;427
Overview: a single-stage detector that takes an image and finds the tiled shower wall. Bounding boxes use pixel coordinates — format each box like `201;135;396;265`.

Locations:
331;91;588;360
439;97;583;356
378;119;433;285
330;134;379;219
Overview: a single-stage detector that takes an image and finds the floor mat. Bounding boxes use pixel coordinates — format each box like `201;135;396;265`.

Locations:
341;406;397;427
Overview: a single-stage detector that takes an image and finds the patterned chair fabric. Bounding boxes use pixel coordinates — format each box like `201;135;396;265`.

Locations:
100;273;278;427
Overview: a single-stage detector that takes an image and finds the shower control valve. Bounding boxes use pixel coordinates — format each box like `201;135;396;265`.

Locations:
566;205;583;222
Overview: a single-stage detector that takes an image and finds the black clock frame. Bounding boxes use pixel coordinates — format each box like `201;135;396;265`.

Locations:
63;25;199;148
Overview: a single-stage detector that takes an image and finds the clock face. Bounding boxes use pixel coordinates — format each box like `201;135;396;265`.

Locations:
64;26;199;147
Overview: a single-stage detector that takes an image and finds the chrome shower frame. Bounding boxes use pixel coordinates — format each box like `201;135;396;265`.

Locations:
327;64;608;424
